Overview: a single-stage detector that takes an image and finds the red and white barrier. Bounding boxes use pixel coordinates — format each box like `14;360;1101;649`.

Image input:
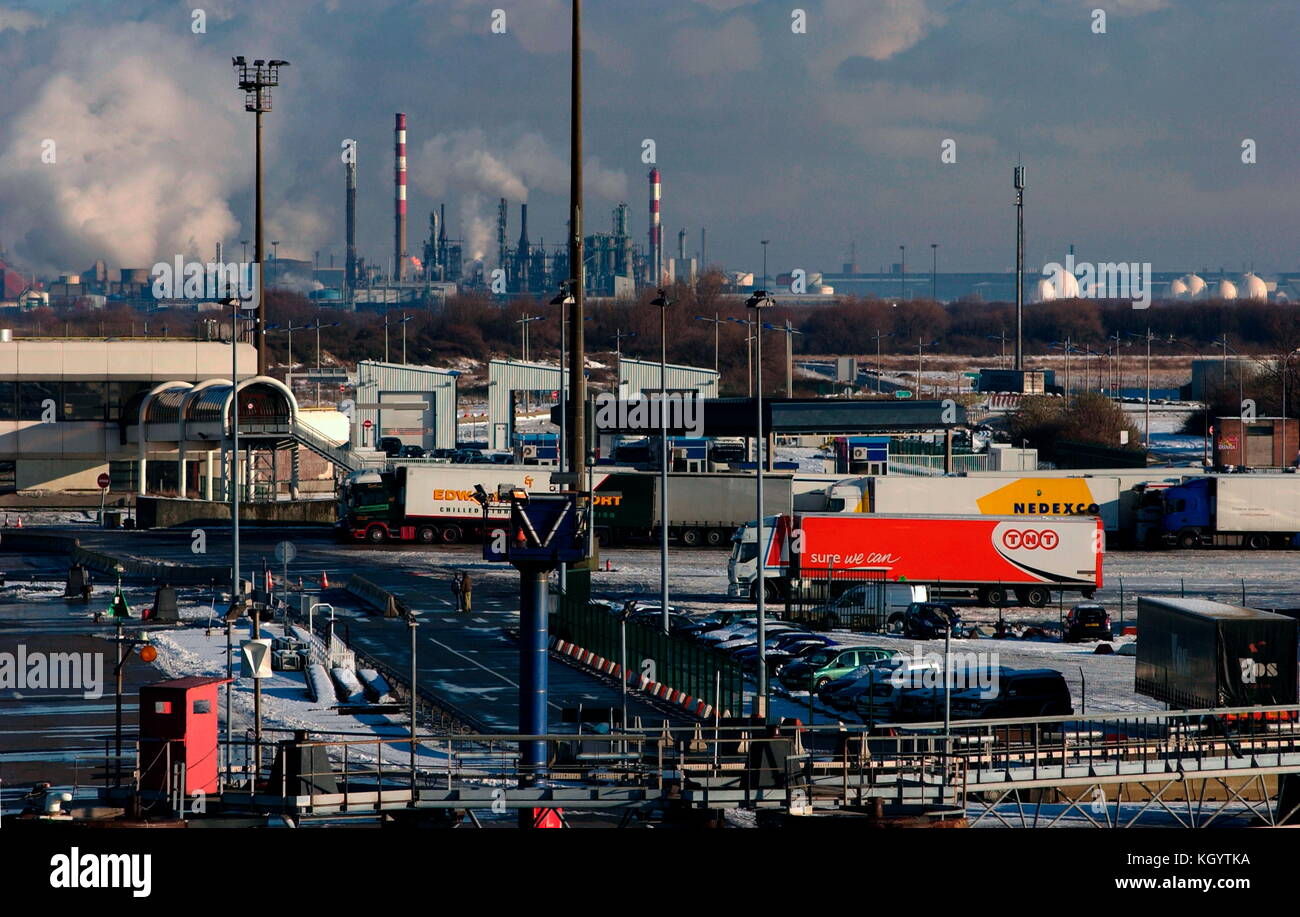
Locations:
551;637;727;719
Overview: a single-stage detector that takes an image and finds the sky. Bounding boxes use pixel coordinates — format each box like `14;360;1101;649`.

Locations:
0;0;1295;279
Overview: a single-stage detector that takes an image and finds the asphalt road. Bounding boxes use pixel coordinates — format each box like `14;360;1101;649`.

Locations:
3;526;701;733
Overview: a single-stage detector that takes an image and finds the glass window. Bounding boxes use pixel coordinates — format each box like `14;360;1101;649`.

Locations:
0;382;14;420
0;460;14;494
63;381;106;421
109;381;152;421
19;381;59;421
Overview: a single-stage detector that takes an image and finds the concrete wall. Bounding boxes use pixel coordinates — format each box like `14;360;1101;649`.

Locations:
137;496;337;528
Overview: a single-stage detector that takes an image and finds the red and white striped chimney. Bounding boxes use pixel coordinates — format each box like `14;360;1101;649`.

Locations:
394;113;407;282
648;168;661;286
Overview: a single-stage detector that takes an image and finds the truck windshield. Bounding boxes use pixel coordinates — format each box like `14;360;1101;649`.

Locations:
349;481;389;509
736;541;758;563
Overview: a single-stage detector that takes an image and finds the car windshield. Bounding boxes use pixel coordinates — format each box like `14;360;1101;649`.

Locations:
806;650;836;666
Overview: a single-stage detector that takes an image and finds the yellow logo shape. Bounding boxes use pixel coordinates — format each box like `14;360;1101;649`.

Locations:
975;478;1099;517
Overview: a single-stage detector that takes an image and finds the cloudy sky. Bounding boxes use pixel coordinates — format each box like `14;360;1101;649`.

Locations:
0;0;1295;278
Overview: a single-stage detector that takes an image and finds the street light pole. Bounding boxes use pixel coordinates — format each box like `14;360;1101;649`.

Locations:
652;289;675;634
747;290;774;718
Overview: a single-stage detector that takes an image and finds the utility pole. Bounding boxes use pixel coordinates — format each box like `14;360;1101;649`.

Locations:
566;0;590;602
747;290;774;717
653;289;675;635
872;329;888;394
931;243;938;302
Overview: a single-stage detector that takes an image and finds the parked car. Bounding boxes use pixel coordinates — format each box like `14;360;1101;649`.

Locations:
779;645;897;693
488;452;516;465
828;657;938;714
377;436;403;457
427;448;458;462
398;444;426;459
1063;603;1114;642
950;669;1073;720
677;611;751;639
900;602;960;640
892;665;1008;722
452;449;485;463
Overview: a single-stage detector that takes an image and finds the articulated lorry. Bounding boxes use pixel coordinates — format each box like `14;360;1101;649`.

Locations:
337;467;864;546
1149;475;1300;549
729;512;1103;607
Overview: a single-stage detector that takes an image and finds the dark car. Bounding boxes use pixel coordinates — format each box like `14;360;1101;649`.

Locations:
452;449;485;464
488;452;516;465
377;436;403;457
902;602;960;640
951;669;1073;720
1063;603;1114;642
398;444;426;459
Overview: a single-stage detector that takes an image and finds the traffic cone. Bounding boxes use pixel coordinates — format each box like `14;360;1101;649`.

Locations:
321;571;330;590
15;516;21;528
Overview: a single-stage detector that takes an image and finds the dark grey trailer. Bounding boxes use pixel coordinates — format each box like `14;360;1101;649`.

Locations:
1135;597;1298;709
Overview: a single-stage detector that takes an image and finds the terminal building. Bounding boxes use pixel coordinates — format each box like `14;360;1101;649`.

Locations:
0;337;347;499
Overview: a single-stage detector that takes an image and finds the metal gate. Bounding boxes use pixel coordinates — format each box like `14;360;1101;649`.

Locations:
784;568;891;632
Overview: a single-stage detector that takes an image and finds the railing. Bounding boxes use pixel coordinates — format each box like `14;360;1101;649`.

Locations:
552;593;745;717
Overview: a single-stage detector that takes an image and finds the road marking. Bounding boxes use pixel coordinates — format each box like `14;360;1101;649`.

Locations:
421;633;563;712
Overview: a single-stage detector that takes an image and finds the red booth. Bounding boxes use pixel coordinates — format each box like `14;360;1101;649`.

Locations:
138;676;229;797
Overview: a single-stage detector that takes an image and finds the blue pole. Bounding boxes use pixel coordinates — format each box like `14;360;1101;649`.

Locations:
518;564;549;787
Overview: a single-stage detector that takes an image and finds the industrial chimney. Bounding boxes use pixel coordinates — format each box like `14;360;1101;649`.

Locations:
518;203;530;293
394;113;407;282
648;168;661;286
346;143;357;297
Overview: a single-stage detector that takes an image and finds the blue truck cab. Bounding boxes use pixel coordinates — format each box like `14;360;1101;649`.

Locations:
1160;478;1213;547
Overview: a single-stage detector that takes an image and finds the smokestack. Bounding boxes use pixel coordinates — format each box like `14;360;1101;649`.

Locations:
346;145;357;297
395;113;407;282
678;227;686;261
497;197;508;268
648;168;661;286
518;203;530;293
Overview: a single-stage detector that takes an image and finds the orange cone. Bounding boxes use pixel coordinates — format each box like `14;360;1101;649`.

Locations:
16;516;21;528
321;571;329;590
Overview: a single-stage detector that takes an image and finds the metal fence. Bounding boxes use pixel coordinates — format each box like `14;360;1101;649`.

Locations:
552;594;745;716
784;568;891;632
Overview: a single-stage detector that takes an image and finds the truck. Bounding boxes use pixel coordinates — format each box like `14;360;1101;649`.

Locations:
337;466;862;546
729;512;1103;607
593;471;819;546
827;475;1122;532
1135;597;1298;709
1153;475;1300;548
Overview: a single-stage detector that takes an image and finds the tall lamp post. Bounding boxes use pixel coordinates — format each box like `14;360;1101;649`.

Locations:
746;289;774;717
551;282;577;592
652;289;676;634
232;57;289;377
763;320;804;397
760;240;770;290
383;312;413;363
871;330;891;394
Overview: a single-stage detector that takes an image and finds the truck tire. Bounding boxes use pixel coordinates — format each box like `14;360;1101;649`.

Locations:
1176;529;1200;549
764;579;781;602
705;528;726;547
980;586;1008;608
680;528;701;547
1247;533;1271;550
365;525;387;544
440;525;463;544
416;526;438;544
1017;586;1050;608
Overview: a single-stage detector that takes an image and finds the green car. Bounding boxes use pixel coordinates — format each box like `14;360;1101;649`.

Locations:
779;645;898;693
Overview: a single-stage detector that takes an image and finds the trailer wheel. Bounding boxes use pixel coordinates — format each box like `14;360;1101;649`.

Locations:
1247;533;1271;550
440;525;463;544
1017;586;1050;608
764;580;781;602
1176;529;1200;549
980;586;1008;608
680;528;702;547
365;525;387;544
705;528;726;547
416;526;438;545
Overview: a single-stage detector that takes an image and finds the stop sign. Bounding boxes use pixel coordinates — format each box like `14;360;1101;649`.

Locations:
97;472;110;490
362;419;373;429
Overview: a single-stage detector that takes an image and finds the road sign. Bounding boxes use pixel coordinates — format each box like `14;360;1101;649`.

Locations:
362;419;373;429
274;541;297;564
97;472;110;489
894;390;913;400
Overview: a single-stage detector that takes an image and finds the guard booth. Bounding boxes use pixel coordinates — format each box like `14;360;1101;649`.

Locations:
138;676;229;798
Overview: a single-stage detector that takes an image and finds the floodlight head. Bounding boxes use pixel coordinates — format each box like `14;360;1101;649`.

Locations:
746;290;772;309
253;59;265;67
650;288;674;309
233;56;246;66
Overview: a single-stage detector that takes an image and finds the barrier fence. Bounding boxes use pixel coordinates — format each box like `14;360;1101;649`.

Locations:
552;592;744;717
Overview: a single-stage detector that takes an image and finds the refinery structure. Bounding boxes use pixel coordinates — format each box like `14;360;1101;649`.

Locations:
0;106;1295;313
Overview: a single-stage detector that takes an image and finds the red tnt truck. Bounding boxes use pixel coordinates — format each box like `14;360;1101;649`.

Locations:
736;513;1103;607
